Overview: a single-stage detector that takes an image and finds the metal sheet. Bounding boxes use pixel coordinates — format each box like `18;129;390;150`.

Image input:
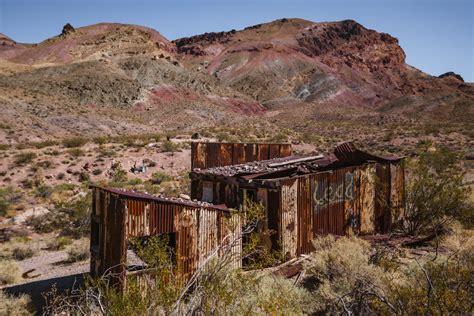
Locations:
280;179;298;259
297;177;313;255
191;142;293;170
312;173;329;235
390;163;405;228
376;163;391;233
359;164;376;234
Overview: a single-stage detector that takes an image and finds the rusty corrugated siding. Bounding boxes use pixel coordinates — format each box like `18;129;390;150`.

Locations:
90;187;241;290
191;142;292;169
390;163;405;228
280;179;298;259
359;164;376;234
297;177;313;255
375;163;391;233
313;172;329;235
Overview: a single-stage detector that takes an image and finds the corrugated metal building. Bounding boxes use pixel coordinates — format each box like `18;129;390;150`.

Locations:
191;142;292;170
190;142;405;259
90;186;241;289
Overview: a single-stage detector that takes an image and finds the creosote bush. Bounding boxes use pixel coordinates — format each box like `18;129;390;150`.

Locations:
67;239;90;262
0;260;21;285
62;137;87;148
13;151;36;166
0;291;33;314
404;147;471;236
47;236;73;251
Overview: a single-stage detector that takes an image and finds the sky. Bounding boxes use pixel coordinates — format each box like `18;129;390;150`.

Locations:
0;0;472;81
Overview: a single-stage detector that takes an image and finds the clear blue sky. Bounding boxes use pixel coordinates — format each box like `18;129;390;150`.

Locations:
0;0;472;81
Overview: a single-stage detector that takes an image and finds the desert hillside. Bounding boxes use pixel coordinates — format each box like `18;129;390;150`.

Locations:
0;18;471;147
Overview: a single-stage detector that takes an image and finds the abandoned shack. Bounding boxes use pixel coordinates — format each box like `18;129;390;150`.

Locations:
191;142;292;170
90;186;241;289
190;142;405;259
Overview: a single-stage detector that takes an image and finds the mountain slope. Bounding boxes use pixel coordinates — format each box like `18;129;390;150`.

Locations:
0;19;472;144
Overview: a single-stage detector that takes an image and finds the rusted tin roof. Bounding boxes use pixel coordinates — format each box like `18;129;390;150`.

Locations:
191;142;403;180
89;185;229;212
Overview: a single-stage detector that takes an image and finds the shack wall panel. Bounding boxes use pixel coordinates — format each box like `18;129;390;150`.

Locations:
297;177;313;255
280;179;298;259
376;163;391;233
258;144;270;161
328;169;345;236
359;165;376;234
177;208;198;281
233;144;246;165
390;163;405;228
269;144;280;159
198;208;218;267
313;173;329;235
343;168;358;235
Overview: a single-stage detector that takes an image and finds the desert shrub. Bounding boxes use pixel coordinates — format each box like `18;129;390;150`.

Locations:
27;193;90;238
31;140;58;149
0;187;13;216
404;147;471;235
150;171;173;185
93;136;109;145
110;168;128;186
92;169;102;175
0;291;33;315
67;239;90;262
78;171;90;183
63;137;87;148
303;236;395;314
34;184;53;199
67;148;85;157
0;144;10;151
12;244;37;260
0;260;21;285
47;236;73;251
13;152;36;166
161;140;180;152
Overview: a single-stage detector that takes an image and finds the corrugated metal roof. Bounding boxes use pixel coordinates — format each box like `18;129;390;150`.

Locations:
89;185;229;212
191;142;403;180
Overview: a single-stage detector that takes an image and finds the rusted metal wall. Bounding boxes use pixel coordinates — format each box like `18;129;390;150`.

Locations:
191;142;292;170
90;187;241;289
297;177;313;255
359;164;377;234
189;161;404;261
280;179;298;259
390;163;405;228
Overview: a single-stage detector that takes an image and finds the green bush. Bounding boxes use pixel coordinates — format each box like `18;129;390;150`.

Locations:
0;260;21;285
161;140;180;153
404;147;471;235
67;148;85;157
0;291;33;315
13;152;36;166
67;239;90;262
12;244;37;260
47;236;73;251
62;137;87;148
150;171;173;185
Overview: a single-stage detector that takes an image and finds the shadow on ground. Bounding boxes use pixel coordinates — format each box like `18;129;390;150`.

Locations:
4;273;86;313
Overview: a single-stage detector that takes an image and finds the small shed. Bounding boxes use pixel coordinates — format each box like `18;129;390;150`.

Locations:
189;142;405;259
89;186;241;289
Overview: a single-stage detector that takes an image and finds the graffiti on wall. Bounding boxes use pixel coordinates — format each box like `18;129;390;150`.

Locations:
313;171;355;208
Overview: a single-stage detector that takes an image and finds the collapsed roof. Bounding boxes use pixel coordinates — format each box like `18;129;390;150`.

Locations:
191;142;402;181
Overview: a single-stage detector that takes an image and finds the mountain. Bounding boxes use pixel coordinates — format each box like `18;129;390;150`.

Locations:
0;19;472;144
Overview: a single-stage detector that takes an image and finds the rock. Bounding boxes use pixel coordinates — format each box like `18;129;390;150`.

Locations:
179;194;191;200
61;23;75;36
438;72;464;82
14;206;50;224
